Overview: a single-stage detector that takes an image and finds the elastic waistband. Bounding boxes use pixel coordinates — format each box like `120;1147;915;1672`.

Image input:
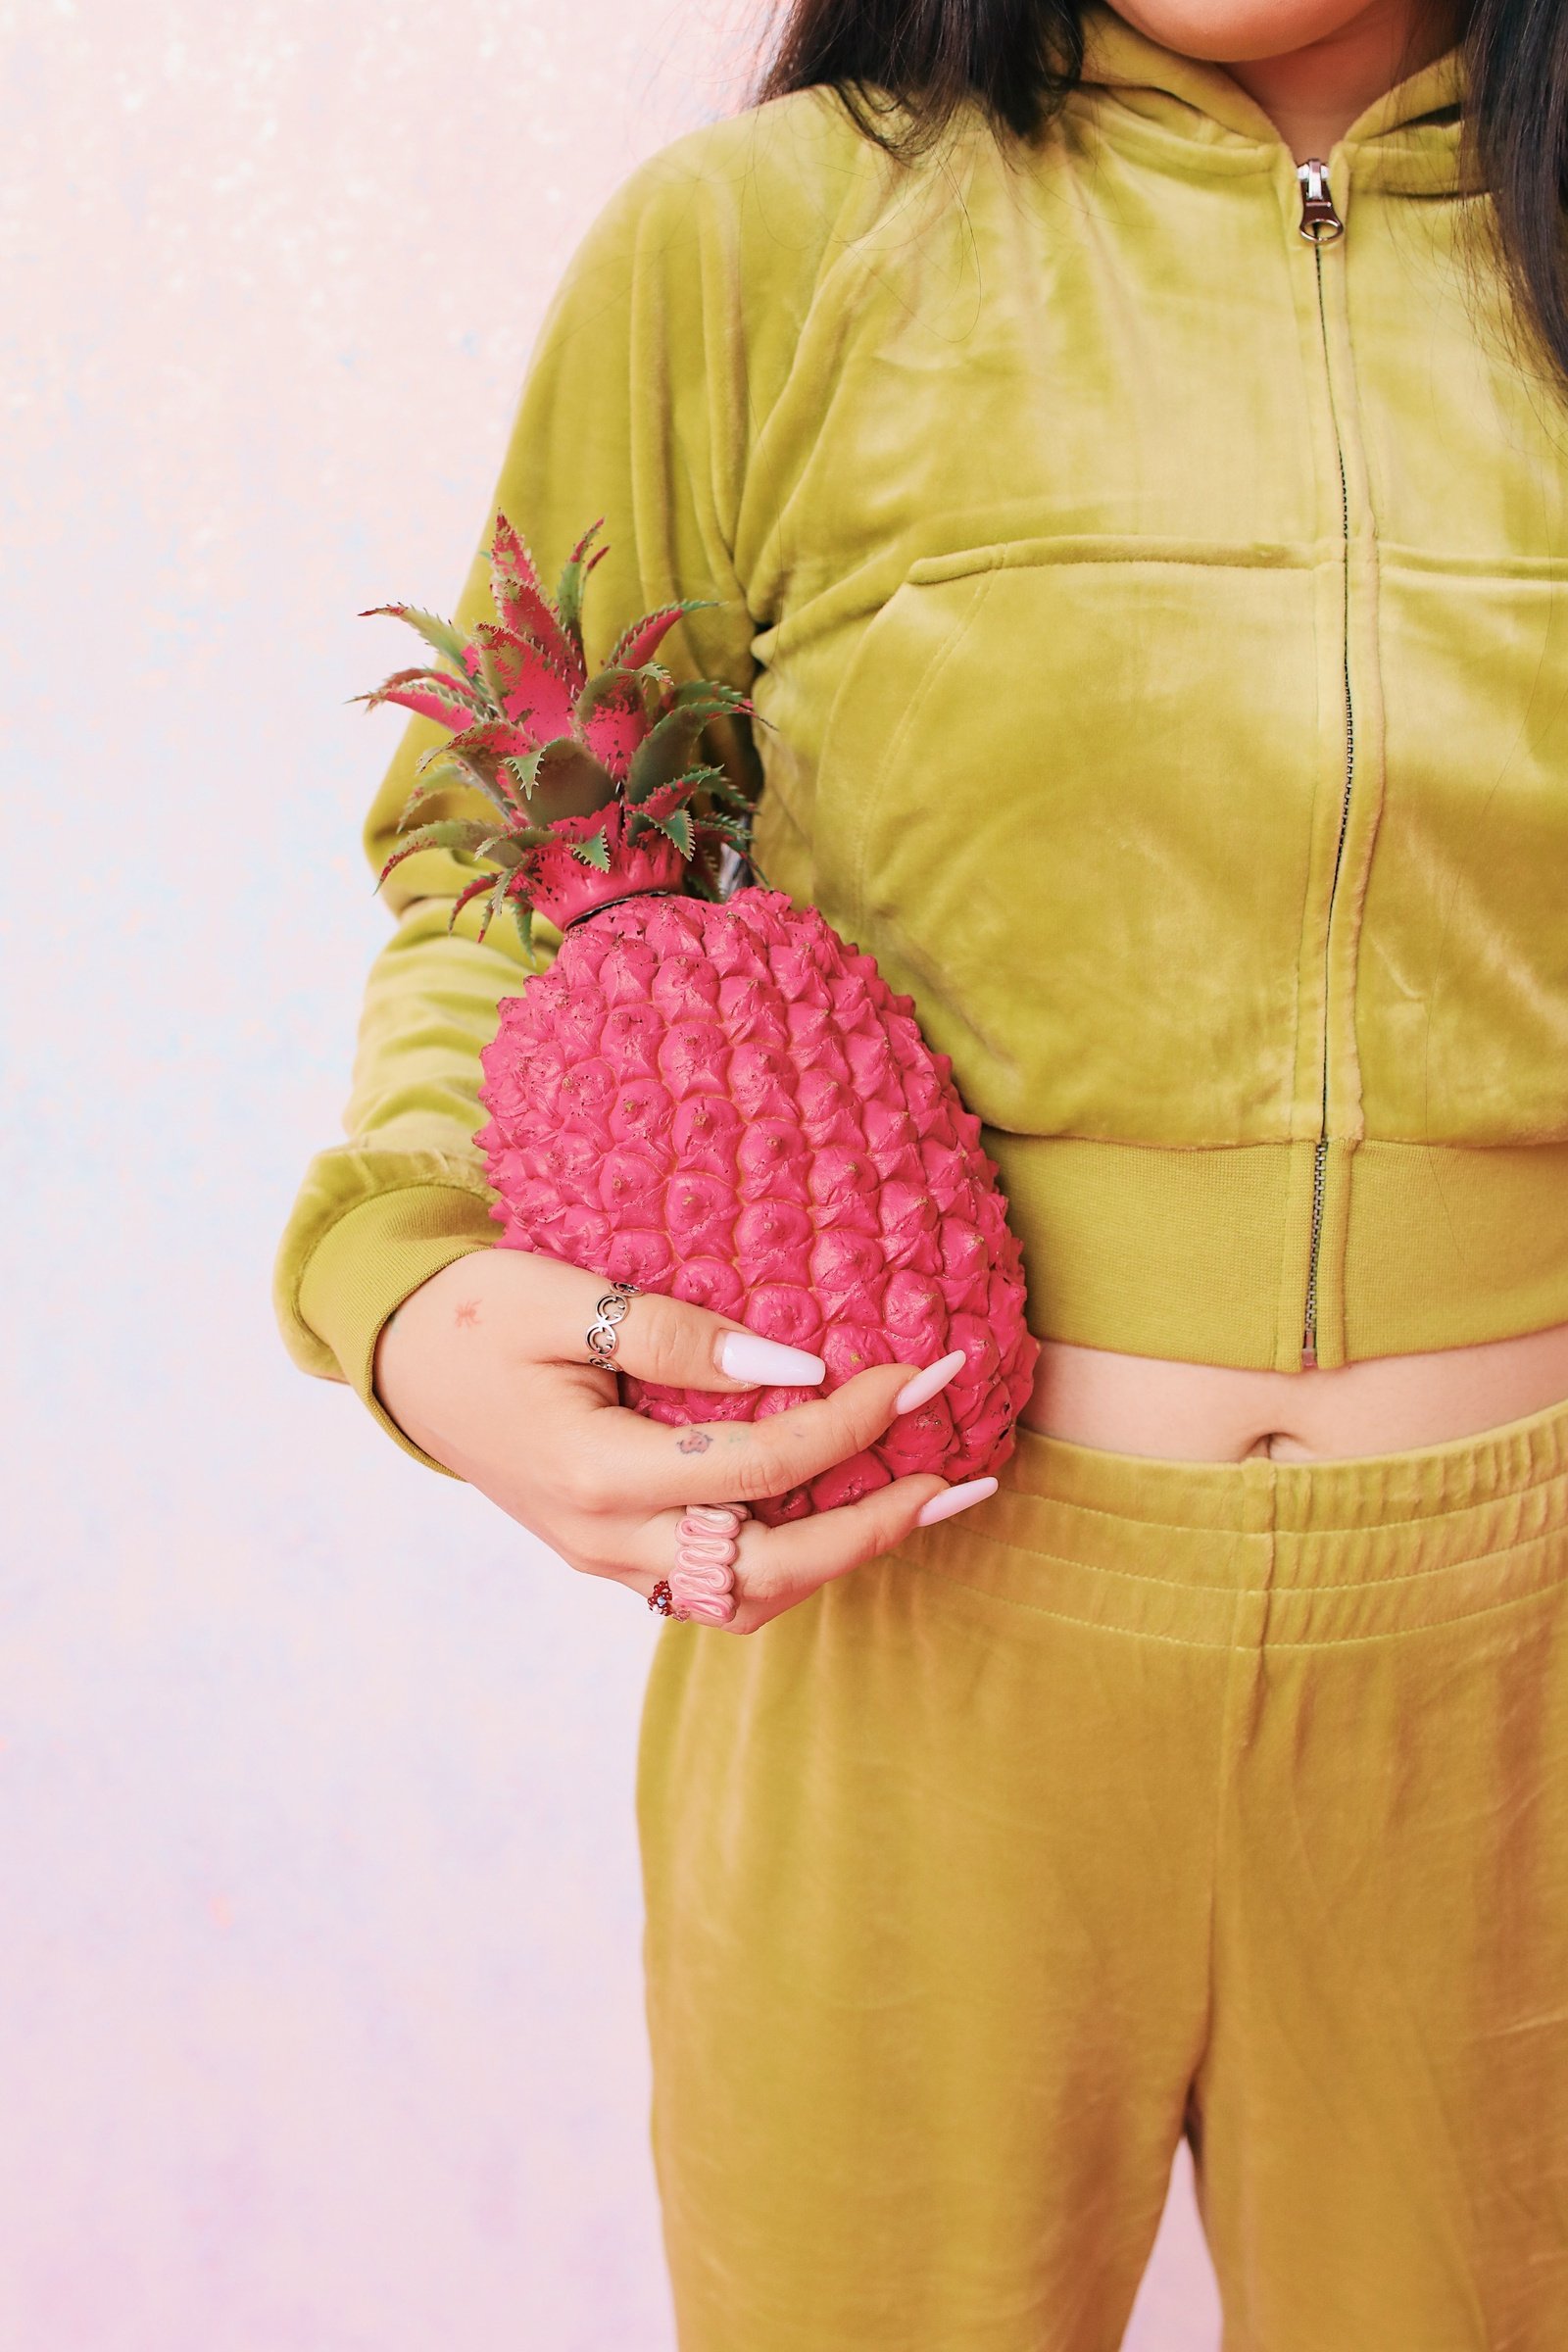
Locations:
988;1132;1568;1375
926;1390;1568;1648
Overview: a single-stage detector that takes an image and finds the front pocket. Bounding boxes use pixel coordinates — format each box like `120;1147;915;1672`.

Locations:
808;536;1327;1146
1355;561;1568;1145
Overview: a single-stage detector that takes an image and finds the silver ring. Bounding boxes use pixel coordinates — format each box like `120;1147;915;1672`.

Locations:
585;1281;639;1363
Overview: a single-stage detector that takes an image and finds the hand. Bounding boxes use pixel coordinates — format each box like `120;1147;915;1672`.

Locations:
372;1250;997;1635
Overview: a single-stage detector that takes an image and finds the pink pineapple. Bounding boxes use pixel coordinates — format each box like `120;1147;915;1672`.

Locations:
358;514;1039;1521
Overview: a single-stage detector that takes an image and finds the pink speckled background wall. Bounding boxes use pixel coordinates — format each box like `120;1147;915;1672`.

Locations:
2;2;1219;2343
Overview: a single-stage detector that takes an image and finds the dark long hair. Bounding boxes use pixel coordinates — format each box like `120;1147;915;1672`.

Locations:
754;1;1568;389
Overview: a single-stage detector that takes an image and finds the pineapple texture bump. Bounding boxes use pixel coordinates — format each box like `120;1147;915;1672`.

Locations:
476;888;1039;1523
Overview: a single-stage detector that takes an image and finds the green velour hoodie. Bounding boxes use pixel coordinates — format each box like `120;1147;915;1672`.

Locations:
274;6;1568;1472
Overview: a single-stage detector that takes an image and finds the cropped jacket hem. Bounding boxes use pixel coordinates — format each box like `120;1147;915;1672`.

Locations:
999;1136;1568;1374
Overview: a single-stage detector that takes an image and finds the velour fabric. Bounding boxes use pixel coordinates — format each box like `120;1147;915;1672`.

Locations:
274;3;1568;1448
268;18;1568;2334
639;1393;1568;2350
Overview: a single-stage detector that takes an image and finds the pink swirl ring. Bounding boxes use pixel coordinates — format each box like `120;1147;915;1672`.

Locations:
669;1503;750;1627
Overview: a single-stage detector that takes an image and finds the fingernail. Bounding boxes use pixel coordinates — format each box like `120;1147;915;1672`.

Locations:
717;1331;826;1387
914;1476;999;1529
681;1592;738;1627
893;1349;967;1416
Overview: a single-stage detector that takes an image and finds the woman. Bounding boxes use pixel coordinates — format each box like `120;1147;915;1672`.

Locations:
275;0;1568;2340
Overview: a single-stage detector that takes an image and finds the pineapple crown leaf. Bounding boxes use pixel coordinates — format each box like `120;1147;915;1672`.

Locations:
406;750;521;830
478;865;518;941
570;825;614;873
375;818;513;887
499;749;544;806
396;776;457;824
376;819;557;894
474;833;528;868
448;870;501;933
572;663;658;725
375;838;457;891
669;675;750;712
555;518;608;655
648;808;696;857
624;707;737;806
360;605;470;673
464;626;583;749
446;864;535;947
488;514;582;683
465;631;513;716
606;598;716;672
360;510;760;913
529;739;619;824
352;666;483;730
701;773;758;811
700;812;757;848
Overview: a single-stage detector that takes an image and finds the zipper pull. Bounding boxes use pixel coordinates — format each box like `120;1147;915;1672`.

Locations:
1297;159;1345;244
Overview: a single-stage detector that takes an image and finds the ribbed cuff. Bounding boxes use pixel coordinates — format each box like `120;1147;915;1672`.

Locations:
297;1185;499;1476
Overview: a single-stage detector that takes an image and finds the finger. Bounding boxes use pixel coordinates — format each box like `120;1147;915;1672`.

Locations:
735;1473;952;1616
608;1366;920;1512
489;1250;826;1394
733;1472;998;1627
609;1510;745;1629
623;1468;997;1632
598;1359;941;1512
598;1535;740;1627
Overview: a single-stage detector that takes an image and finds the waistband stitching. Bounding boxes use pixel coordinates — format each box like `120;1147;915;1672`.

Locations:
909;1551;1568;1649
1005;1456;1568;1542
981;1512;1568;1596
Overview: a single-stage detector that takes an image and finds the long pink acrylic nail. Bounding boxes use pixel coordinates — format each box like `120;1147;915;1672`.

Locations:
717;1331;826;1387
914;1475;999;1528
894;1349;967;1416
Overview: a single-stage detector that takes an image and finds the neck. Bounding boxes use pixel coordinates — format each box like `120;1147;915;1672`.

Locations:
1220;2;1460;160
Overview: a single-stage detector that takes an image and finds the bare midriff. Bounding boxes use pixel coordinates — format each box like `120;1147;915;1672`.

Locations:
1019;1318;1568;1464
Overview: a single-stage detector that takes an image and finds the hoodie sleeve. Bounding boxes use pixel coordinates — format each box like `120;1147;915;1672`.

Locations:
271;117;787;1475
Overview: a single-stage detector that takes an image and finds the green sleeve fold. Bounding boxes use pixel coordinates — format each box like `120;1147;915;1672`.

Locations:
273;103;841;1466
293;1184;498;1477
272;888;548;1470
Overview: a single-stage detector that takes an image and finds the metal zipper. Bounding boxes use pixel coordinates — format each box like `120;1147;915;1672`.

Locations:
1297;159;1344;248
1297;158;1349;1371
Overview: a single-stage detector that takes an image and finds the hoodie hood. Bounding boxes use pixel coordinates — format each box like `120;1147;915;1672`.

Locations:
1075;3;1467;190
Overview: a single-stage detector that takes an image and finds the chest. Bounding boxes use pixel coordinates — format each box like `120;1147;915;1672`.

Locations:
743;130;1568;1151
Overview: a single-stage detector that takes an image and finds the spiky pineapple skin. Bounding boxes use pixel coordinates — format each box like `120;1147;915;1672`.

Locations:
475;888;1039;1523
